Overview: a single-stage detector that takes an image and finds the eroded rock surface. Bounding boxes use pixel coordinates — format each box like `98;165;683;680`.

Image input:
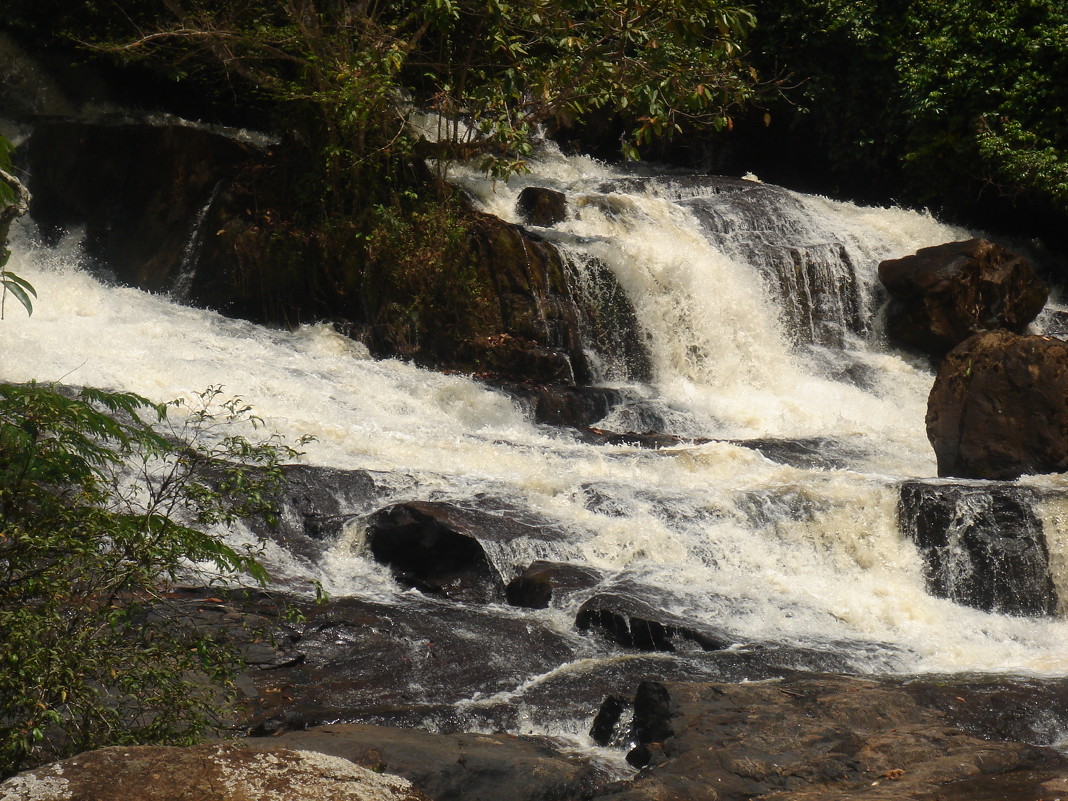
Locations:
926;330;1068;479
0;744;429;801
248;723;610;801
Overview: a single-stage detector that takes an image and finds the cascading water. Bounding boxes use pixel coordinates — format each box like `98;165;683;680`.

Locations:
5;143;1068;737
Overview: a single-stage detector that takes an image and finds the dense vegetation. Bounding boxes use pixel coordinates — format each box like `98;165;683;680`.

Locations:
0;383;303;777
745;0;1068;241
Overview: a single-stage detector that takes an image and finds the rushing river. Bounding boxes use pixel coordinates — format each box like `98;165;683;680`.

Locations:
4;144;1068;694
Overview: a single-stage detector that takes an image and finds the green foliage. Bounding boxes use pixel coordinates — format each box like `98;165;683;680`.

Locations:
0;134;35;318
75;0;762;211
752;0;1068;216
363;197;492;358
0;383;304;778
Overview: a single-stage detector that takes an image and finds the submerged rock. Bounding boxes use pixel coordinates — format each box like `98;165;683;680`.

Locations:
899;481;1057;616
926;330;1068;479
0;744;429;801
879;238;1047;357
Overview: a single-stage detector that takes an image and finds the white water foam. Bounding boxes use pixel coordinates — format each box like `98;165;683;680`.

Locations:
4;154;1068;677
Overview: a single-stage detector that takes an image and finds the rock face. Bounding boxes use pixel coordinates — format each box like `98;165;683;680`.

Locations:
27;120;259;292
590;677;1068;801
879;238;1048;356
926;330;1068;479
0;744;429;801
899;481;1057;615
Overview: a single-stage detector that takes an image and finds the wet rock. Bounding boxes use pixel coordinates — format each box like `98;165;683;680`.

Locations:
590;677;1068;801
903;675;1068;748
926;330;1068;479
576;592;733;653
366;503;506;603
728;436;855;469
516;186;568;227
899;481;1057;616
366;501;563;604
27;119;259;292
505;560;604;609
246;594;578;734
247;723;610;801
0;743;429;801
879;238;1048;357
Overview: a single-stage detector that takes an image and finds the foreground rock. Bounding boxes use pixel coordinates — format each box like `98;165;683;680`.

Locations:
879;238;1047;357
248;724;610;801
0;744;429;801
590;677;1068;801
899;480;1057;615
927;330;1068;478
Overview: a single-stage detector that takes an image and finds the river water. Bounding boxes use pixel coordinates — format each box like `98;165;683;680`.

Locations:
4;145;1068;691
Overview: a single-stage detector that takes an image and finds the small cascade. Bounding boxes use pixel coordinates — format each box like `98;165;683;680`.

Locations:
168;179;223;302
900;481;1058;616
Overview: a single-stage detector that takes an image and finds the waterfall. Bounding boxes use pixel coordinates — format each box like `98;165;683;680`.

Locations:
5;143;1068;687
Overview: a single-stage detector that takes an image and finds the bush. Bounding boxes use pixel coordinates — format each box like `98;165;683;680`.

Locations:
748;0;1068;229
0;383;303;778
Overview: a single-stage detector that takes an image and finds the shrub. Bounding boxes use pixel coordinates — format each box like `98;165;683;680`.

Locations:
0;383;304;777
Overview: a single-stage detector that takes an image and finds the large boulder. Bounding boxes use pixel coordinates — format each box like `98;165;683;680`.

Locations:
879;238;1047;356
0;744;429;801
926;330;1068;479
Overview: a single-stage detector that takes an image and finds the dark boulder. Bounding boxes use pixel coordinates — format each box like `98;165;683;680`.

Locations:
899;481;1057;615
576;592;733;653
505;560;603;609
516;186;568;227
879;238;1048;356
248;723;611;801
365;503;509;603
926;330;1068;479
588;677;1068;801
365;501;566;604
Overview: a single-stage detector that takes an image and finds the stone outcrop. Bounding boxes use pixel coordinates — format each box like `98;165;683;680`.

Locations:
0;744;429;801
588;677;1068;801
926;330;1068;479
506;560;604;609
879;238;1048;357
576;592;733;653
899;481;1057;615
